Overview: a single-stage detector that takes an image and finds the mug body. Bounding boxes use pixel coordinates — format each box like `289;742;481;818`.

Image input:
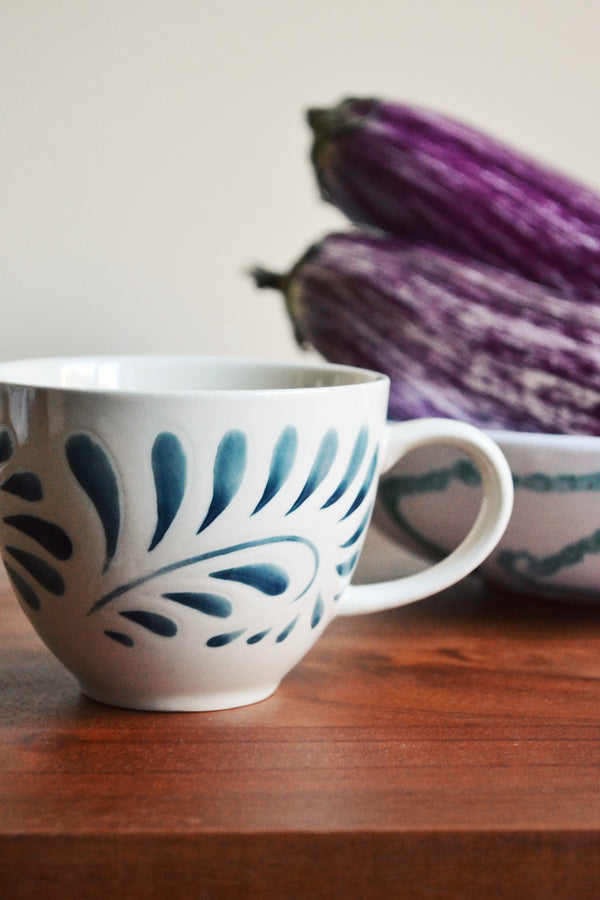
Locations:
0;356;388;710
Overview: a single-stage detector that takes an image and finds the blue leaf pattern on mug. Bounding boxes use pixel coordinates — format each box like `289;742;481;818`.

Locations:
246;627;272;644
1;471;43;501
198;430;247;533
336;551;360;577
210;562;289;596
5;545;65;595
207;628;246;648
5;563;40;610
341;448;379;521
0;428;14;464
276;615;299;643
0;427;70;608
162;591;232;618
334;507;373;582
65;434;120;572
287;428;338;514
339;506;372;548
119;609;178;637
104;630;134;647
148;432;187;551
322;426;368;509
3;514;73;560
0;420;380;651
311;594;324;629
252;426;298;515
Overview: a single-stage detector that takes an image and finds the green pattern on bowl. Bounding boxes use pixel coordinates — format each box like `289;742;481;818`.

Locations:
378;451;600;599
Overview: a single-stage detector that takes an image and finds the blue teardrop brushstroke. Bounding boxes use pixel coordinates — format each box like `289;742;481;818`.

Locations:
119;609;178;637
0;429;13;463
322;426;368;508
336;551;360;576
4;514;73;560
148;432;187;551
252;426;298;515
105;630;134;647
276;615;299;643
246;628;272;644
162;591;232;618
4;563;40;610
339;506;372;548
311;594;325;629
207;628;246;647
341;448;379;521
5;545;65;595
287;428;338;514
65;434;120;572
210;562;289;596
198;430;247;533
1;472;43;501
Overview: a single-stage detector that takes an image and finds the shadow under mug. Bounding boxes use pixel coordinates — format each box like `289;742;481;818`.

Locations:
0;355;513;710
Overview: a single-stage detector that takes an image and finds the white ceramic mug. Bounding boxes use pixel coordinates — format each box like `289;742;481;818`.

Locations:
0;356;513;710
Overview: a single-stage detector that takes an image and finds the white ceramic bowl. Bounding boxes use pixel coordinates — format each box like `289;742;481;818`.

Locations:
374;430;600;603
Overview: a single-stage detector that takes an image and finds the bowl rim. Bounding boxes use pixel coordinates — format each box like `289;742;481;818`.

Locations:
485;429;600;450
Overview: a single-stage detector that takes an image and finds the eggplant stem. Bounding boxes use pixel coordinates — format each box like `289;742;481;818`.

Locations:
250;266;287;292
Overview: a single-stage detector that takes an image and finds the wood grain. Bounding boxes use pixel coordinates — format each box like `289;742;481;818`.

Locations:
2;543;600;899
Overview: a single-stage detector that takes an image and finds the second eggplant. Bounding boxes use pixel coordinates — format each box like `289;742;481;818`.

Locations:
253;230;600;434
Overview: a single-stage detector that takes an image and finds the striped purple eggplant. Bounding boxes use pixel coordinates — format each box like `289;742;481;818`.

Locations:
252;231;600;434
308;98;600;303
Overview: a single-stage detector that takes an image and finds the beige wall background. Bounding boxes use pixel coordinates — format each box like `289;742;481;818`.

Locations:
2;0;599;363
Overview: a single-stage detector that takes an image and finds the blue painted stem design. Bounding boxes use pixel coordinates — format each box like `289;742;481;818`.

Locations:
88;535;319;615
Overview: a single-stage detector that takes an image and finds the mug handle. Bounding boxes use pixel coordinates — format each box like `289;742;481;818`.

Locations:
338;418;514;616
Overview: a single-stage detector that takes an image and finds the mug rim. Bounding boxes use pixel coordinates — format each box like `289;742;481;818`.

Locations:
0;354;388;398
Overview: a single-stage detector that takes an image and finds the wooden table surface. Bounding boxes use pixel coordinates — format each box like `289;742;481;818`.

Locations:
2;526;600;899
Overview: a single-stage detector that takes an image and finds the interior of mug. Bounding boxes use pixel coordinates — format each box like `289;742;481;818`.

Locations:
0;355;385;393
